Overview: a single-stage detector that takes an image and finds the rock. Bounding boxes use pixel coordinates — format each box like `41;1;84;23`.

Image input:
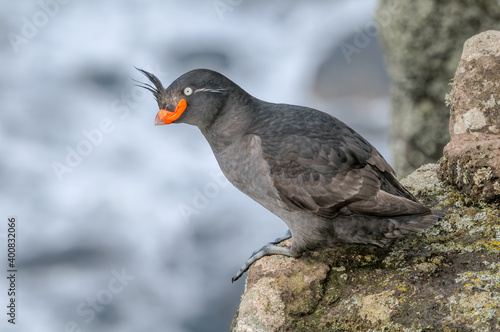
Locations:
438;30;500;203
231;252;330;331
231;164;500;331
448;30;500;137
376;0;500;176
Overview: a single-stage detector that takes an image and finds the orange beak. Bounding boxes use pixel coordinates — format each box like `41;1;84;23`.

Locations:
155;99;187;125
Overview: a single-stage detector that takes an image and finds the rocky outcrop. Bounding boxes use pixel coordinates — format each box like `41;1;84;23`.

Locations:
231;164;500;332
377;0;500;177
231;30;500;332
438;30;500;203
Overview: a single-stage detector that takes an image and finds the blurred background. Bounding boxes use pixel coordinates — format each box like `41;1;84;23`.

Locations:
0;1;391;331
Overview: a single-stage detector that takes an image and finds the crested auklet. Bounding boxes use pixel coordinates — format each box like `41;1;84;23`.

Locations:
136;68;444;282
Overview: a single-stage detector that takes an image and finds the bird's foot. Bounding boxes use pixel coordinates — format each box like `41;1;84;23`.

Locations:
248;229;292;257
232;232;294;283
270;229;292;244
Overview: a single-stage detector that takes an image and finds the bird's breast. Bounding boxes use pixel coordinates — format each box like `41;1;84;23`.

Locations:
211;134;285;214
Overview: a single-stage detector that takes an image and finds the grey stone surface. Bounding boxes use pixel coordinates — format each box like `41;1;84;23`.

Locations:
438;30;500;203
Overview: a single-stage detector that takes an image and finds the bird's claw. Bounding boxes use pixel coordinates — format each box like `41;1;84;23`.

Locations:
231;234;294;283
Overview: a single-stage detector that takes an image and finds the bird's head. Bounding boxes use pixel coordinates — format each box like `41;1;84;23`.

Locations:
135;68;236;130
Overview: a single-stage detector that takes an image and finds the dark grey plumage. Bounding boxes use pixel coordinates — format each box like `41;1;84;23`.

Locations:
137;68;444;282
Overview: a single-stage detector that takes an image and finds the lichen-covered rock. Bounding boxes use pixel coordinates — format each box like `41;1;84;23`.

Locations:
232;253;329;331
231;164;500;332
439;133;500;203
438;30;500;203
448;30;500;137
376;0;500;176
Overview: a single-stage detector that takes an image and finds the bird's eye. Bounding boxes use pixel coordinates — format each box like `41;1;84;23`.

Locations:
183;87;193;96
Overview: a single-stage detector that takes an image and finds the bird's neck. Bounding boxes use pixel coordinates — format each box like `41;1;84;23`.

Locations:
200;95;255;154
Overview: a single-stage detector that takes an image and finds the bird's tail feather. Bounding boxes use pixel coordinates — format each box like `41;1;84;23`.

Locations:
332;210;445;247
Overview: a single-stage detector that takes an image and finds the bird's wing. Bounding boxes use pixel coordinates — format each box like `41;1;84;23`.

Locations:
365;149;419;202
256;116;427;219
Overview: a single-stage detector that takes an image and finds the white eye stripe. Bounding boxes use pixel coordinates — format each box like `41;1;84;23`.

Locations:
183;87;193;96
194;88;227;93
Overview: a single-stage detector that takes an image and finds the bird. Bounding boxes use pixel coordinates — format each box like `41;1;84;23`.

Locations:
136;68;444;282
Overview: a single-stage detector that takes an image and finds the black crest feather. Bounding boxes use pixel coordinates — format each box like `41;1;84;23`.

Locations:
134;67;164;103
